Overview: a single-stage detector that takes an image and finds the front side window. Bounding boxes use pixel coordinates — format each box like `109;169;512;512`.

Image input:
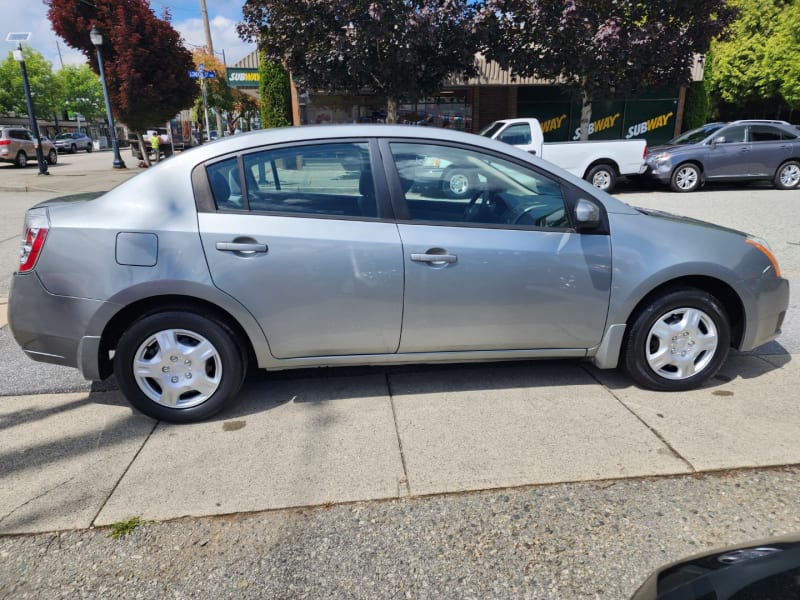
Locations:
497;123;532;146
242;142;376;218
714;125;747;144
389;142;569;229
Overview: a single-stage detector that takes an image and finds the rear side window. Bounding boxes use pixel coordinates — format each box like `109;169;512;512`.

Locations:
241;142;376;218
749;126;782;142
206;158;242;210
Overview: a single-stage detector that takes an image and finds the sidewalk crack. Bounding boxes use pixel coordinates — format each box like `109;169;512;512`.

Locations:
386;372;411;497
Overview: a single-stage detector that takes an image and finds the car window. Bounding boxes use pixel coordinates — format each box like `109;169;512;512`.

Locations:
714;125;747;144
497;123;532;145
389;142;569;229
206;157;242;210
749;125;782;142
241;142;376;218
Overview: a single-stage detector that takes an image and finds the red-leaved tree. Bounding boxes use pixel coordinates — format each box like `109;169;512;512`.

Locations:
46;0;198;160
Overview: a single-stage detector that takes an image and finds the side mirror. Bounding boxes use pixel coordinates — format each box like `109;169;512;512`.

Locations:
574;198;601;230
711;137;725;147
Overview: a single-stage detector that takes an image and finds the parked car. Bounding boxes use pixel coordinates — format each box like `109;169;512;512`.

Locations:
7;125;789;422
0;126;58;167
646;120;800;192
480;118;648;193
53;131;93;153
631;535;800;599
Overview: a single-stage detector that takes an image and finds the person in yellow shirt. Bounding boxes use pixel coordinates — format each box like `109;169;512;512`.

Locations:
150;132;160;163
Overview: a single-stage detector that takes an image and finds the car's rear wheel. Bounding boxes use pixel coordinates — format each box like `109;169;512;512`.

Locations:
585;164;617;193
670;163;701;192
47;149;58;165
622;288;730;391
114;311;246;422
774;160;800;190
15;151;27;168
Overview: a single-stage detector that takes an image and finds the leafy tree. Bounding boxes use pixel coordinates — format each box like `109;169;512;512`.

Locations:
711;0;800;117
226;89;260;133
478;0;736;139
259;55;291;129
238;0;480;123
54;64;105;122
191;49;230;141
46;0;198;161
0;47;60;120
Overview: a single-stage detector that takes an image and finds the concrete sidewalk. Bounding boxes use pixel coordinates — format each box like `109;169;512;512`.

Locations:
0;148;141;194
1;351;797;535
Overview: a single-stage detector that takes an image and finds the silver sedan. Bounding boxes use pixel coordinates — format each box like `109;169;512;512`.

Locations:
7;125;790;422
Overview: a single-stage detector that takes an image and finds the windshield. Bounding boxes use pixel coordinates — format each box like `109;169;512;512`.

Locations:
665;123;725;145
479;121;507;138
56;133;74;140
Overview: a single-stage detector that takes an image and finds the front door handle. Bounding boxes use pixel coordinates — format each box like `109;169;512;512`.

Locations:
411;252;457;264
216;241;268;253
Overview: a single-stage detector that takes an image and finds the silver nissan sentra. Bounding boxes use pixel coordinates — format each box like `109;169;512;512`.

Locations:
7;125;789;422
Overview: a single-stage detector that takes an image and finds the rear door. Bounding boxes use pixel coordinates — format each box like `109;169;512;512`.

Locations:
197;140;405;359
747;124;793;176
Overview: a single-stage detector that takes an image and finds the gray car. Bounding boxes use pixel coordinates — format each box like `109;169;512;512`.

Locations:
646;120;800;192
7;125;789;422
53;131;94;153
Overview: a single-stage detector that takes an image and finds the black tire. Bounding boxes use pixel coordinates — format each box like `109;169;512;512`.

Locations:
585;164;617;193
114;311;246;422
47;149;58;165
69;143;77;154
15;151;27;168
441;168;476;199
774;160;800;190
670;163;701;192
622;288;730;391
86;143;93;153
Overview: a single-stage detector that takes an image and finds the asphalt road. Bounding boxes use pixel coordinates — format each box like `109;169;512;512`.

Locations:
1;156;799;599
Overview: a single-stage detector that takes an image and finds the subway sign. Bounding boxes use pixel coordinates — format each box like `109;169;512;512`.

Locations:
227;68;260;88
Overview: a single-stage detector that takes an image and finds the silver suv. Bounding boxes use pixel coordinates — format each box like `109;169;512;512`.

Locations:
0;127;58;168
646;120;800;192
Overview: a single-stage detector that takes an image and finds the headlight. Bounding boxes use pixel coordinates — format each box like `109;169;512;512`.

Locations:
746;236;781;277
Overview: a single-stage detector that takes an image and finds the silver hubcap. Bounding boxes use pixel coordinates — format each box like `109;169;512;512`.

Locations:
675;167;698;190
645;307;718;380
592;170;611;190
780;164;800;187
449;173;470;195
133;328;222;408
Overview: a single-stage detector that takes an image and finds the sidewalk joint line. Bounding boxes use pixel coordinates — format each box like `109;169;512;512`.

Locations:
90;417;160;527
386;372;411;497
580;364;696;472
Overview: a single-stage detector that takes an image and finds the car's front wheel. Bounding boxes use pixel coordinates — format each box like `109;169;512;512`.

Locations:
774;160;800;190
622;288;730;391
114;311;246;422
69;143;77;154
47;149;58;165
670;163;701;192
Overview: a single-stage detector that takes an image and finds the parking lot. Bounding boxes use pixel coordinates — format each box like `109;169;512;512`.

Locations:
1;151;799;597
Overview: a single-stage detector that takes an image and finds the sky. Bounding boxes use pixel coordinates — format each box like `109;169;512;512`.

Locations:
3;0;257;70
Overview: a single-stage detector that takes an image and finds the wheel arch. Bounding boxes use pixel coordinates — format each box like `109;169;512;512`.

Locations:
624;275;744;348
97;294;259;379
582;159;618;179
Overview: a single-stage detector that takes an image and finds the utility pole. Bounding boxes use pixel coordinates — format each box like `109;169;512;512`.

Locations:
200;0;225;136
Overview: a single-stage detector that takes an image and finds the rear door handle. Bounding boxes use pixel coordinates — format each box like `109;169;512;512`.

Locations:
411;252;457;264
216;241;268;253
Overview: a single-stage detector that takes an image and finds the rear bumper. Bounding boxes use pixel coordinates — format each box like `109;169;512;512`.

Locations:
8;272;108;379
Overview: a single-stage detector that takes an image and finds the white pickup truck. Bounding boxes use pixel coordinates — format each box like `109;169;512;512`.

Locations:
480;118;648;193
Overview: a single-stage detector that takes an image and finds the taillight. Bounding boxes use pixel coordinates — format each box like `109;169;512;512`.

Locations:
18;209;49;273
0;139;10;145
643;144;648;159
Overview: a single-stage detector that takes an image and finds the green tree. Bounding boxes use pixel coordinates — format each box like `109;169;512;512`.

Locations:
479;0;736;139
0;47;60;120
54;64;105;122
239;0;479;123
710;0;800;117
259;54;291;129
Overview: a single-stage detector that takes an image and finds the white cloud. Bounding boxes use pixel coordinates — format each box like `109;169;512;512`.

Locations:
3;2;87;69
175;15;256;66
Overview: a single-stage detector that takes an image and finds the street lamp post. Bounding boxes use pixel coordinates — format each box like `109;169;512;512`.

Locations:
12;44;48;176
90;25;126;169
